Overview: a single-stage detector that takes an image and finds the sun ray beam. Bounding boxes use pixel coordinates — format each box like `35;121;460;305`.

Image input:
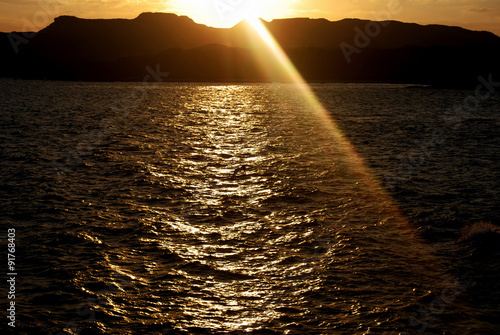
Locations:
245;18;383;193
242;18;449;272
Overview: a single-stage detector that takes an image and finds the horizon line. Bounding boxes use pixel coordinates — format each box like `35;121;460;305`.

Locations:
1;12;499;37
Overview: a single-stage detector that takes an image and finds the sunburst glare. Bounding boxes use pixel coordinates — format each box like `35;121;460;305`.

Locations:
168;0;291;27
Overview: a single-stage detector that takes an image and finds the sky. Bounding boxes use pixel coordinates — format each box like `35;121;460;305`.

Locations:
0;0;499;36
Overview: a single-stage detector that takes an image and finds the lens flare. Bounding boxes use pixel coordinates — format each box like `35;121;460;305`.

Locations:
168;0;289;28
245;18;384;194
242;17;448;269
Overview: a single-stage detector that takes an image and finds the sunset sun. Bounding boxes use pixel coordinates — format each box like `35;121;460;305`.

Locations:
169;0;290;28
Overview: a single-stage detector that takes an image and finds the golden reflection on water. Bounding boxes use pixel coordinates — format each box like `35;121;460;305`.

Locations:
84;23;455;333
81;82;455;334
4;74;496;333
143;87;299;329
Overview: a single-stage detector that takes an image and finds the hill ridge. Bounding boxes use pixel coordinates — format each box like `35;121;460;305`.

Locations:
1;12;499;85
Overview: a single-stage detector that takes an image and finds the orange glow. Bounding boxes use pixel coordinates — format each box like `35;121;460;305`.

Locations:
168;0;291;28
0;0;499;36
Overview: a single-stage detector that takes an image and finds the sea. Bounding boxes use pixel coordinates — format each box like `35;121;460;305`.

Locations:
0;79;499;334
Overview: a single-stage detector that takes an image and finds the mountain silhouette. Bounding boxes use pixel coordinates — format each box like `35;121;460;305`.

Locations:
1;12;499;86
260;18;499;49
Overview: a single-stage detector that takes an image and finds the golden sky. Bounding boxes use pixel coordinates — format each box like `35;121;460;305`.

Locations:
0;0;499;36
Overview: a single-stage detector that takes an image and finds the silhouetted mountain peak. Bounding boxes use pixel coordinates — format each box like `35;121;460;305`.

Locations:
269;17;330;24
135;12;197;25
53;15;79;22
35;13;500;53
137;12;179;19
1;12;499;84
261;17;500;49
30;12;230;61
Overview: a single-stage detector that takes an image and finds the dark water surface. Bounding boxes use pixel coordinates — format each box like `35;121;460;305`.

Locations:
1;80;499;334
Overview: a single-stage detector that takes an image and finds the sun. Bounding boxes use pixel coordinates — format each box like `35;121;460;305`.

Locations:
168;0;290;28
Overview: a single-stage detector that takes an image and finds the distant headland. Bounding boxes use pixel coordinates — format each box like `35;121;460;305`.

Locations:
1;12;499;87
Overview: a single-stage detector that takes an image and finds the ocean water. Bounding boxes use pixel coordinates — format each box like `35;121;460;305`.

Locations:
0;80;499;334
